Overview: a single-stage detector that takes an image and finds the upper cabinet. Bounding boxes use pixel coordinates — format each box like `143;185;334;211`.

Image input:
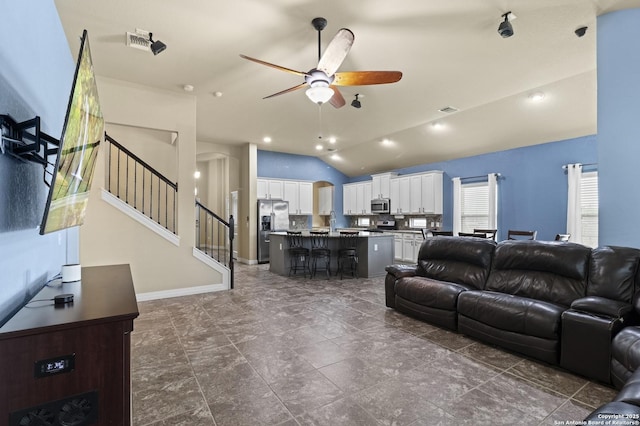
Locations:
318;186;334;216
342;181;372;215
390;171;443;215
258;178;313;215
257;178;284;199
371;172;397;199
284;180;313;215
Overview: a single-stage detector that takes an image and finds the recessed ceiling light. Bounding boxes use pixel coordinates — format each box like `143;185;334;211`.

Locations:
331;153;340;161
315;144;323;150
183;84;194;92
213;91;223;97
528;91;545;102
263;136;272;143
329;137;337;144
381;138;394;146
431;121;444;130
193;170;201;179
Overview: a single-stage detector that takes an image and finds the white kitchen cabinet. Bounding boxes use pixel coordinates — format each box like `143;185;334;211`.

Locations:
409;175;423;214
257;178;284;199
394;233;403;261
343;183;357;215
318;186;334;215
363;182;372;214
285;180;313;215
402;233;422;262
420;172;443;214
371;172;396;199
390;177;410;214
343;182;371;215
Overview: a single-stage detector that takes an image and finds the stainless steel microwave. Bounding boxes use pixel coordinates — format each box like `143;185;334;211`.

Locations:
371;198;390;214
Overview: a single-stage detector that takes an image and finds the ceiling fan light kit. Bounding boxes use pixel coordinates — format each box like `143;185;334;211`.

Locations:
239;17;402;108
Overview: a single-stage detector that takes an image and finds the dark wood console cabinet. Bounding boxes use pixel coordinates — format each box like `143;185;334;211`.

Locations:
0;264;139;425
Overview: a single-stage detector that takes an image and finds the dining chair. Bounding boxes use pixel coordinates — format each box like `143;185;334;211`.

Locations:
507;229;537;240
473;228;498;240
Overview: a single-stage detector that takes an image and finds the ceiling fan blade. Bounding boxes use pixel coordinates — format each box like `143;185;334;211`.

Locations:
333;71;403;86
239;54;308;77
263;82;307;99
328;86;346;108
317;28;354;77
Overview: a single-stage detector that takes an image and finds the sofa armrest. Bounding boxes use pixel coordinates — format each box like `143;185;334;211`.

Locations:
385;264;418;279
571;296;633;319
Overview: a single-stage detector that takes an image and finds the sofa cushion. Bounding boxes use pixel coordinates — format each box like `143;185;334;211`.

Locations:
485;240;591;307
588;246;640;303
416;236;496;290
612;327;640;378
395;276;476;310
457;290;565;339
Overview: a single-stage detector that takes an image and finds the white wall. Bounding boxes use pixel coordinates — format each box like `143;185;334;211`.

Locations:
80;76;223;294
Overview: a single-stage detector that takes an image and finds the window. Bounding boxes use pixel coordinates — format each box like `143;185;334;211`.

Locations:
410;217;428;228
453;174;498;237
567;164;598;247
580;171;598;247
356;217;370;227
461;182;489;232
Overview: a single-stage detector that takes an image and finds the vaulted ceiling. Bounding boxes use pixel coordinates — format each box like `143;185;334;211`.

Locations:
54;0;640;176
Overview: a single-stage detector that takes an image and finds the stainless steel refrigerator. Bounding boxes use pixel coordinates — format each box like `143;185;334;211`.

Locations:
257;199;290;263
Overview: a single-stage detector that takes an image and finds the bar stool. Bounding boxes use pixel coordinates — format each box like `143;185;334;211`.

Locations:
310;231;331;278
286;231;309;277
337;231;359;279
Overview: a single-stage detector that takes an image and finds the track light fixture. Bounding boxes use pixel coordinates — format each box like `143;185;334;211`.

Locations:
351;94;361;109
149;32;167;55
498;12;514;38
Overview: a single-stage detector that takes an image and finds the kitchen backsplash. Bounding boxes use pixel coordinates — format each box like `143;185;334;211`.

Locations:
347;214;443;231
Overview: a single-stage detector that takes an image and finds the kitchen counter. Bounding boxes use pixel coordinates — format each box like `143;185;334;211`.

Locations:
268;232;394;278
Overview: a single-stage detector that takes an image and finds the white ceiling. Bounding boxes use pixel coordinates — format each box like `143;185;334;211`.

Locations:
54;0;640;177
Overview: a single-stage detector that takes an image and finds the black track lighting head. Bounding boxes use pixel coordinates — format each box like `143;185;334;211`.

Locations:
149;32;167;55
498;12;514;38
351;94;361;109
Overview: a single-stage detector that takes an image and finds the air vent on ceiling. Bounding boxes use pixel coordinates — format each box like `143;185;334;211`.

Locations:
438;106;459;113
126;29;151;52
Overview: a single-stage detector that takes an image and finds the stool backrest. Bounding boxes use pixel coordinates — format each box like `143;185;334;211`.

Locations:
310;231;329;249
286;231;304;249
339;231;359;250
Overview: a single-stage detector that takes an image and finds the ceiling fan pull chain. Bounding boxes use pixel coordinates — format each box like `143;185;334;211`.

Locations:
318;105;323;140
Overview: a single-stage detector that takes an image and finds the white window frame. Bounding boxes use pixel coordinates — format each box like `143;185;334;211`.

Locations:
453;174;498;237
567;164;598;247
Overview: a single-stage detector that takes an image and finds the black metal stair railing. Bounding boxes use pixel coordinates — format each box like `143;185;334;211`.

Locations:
195;201;235;289
105;133;177;234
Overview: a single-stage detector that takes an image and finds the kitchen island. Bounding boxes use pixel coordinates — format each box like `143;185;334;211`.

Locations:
269;231;395;278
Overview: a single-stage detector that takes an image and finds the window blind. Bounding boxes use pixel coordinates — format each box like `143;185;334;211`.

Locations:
461;182;489;233
581;171;598;247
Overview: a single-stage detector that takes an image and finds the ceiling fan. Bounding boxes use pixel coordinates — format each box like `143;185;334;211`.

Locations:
240;17;403;108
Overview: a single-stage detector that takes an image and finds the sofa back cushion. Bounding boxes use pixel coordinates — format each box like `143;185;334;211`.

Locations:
417;236;496;290
588;246;640;303
486;240;591;306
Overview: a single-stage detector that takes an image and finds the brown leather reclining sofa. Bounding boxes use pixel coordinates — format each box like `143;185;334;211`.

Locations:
385;236;640;418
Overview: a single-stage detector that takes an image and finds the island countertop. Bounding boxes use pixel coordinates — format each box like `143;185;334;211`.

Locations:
268;231;394;278
270;231;394;238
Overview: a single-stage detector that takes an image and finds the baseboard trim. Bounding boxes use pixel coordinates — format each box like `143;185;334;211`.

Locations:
137;283;228;301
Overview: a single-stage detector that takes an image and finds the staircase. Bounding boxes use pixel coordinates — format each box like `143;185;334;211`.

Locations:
104;133;234;288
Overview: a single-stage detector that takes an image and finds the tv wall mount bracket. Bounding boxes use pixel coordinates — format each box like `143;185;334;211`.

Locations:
0;114;59;167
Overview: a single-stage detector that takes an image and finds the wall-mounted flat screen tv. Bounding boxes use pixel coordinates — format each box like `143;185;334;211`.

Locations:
40;29;104;235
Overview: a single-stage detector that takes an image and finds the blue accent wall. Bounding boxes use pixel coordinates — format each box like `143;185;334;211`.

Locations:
259;136;597;242
597;9;640;248
0;0;75;325
257;150;350;227
391;136;597;242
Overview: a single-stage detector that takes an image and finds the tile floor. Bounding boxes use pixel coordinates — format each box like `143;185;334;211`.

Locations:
131;263;617;425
